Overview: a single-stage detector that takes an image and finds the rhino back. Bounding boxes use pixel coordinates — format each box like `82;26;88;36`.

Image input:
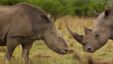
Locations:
0;4;33;40
0;3;51;41
14;3;52;39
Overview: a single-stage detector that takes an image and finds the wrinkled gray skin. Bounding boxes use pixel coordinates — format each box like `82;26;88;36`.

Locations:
0;3;68;64
67;5;113;53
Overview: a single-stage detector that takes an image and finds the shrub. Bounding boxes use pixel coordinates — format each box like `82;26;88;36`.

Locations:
0;0;112;17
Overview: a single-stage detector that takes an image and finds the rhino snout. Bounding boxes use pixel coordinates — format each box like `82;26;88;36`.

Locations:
86;47;94;52
85;45;95;53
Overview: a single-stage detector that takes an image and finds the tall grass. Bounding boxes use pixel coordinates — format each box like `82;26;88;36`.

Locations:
0;17;112;64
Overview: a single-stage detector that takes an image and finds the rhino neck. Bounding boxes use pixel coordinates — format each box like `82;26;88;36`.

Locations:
29;30;43;41
106;25;113;40
109;28;113;40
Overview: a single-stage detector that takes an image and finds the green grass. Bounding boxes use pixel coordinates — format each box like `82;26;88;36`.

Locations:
0;16;113;64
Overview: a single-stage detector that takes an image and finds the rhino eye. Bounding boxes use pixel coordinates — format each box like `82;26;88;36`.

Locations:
82;41;87;45
95;34;99;38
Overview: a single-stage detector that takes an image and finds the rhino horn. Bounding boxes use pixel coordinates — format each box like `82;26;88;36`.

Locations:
65;22;83;44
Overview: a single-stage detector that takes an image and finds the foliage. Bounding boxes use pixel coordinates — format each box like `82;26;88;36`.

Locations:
0;0;112;17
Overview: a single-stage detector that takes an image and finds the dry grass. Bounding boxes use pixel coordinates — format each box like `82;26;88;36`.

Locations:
56;16;113;64
0;16;113;64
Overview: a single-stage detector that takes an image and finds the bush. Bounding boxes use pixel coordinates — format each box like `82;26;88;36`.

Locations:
0;0;112;17
0;0;23;5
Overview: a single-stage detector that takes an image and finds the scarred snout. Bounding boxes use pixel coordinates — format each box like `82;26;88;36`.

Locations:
55;37;68;55
84;44;95;53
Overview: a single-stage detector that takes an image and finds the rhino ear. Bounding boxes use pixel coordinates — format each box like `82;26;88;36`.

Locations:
105;9;110;17
84;27;92;35
40;14;50;23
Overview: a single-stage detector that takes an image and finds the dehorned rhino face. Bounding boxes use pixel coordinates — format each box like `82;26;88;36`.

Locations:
42;20;68;55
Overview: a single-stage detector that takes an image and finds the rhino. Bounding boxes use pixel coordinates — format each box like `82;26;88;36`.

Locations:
0;3;68;64
67;5;113;53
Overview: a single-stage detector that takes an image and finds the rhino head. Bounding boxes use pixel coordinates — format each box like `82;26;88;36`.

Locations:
43;23;68;54
36;15;68;55
66;8;113;53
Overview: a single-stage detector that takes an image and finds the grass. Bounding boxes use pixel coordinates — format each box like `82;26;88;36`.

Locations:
0;16;113;64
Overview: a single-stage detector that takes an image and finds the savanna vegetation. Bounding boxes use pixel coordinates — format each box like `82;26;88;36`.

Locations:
0;16;113;64
0;0;113;64
0;0;112;17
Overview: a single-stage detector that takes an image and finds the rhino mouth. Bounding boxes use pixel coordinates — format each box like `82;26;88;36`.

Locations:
53;48;68;55
84;50;95;53
86;51;95;53
61;50;68;55
58;51;67;55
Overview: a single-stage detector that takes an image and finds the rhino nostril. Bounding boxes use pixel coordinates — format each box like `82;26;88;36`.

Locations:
64;49;68;52
87;48;92;52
